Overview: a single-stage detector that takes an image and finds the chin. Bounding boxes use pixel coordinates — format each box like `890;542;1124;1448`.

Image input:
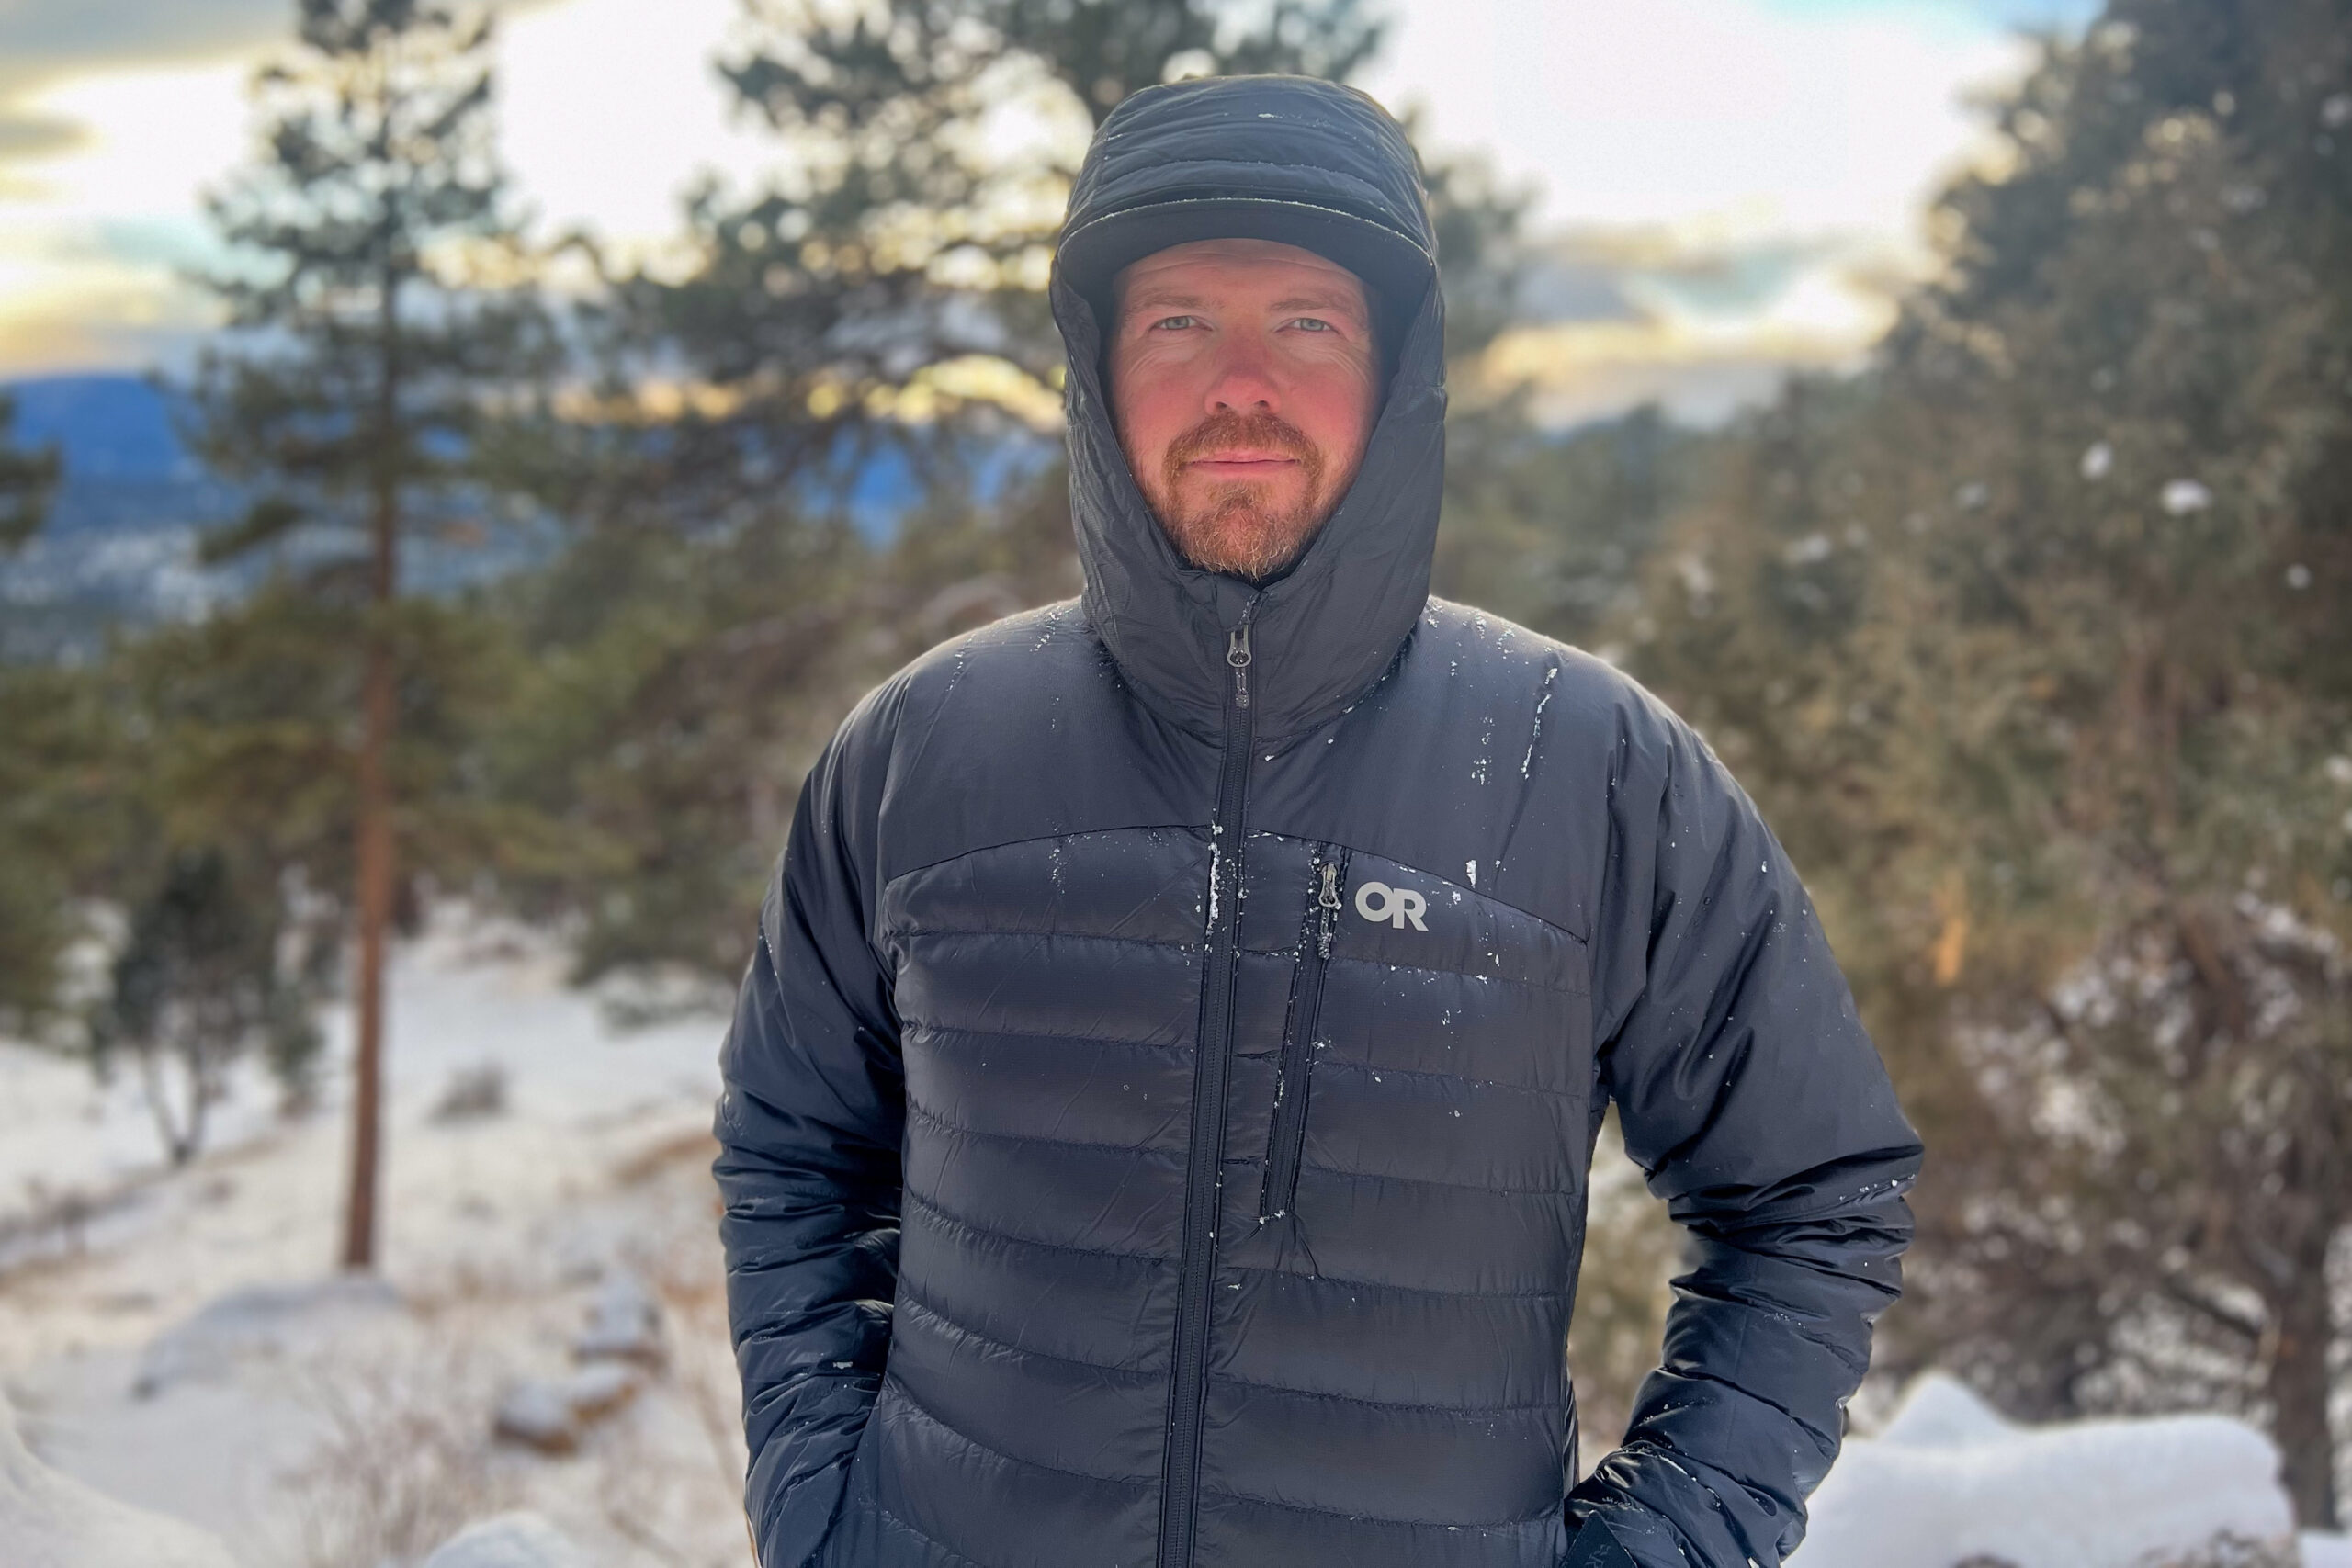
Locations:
1148;478;1332;579
1176;513;1323;580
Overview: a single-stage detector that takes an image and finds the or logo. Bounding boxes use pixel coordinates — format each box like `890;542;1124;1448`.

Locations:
1353;880;1427;931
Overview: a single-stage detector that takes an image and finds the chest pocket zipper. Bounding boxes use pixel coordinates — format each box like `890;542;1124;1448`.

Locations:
1259;846;1348;1222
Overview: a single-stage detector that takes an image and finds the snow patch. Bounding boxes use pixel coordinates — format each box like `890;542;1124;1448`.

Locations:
422;1511;590;1568
0;1385;240;1568
133;1274;403;1397
2303;1534;2352;1568
1801;1372;2297;1568
2162;478;2215;514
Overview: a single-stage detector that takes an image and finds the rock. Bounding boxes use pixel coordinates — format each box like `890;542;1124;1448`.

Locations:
133;1274;403;1398
0;1386;242;1568
431;1063;510;1123
421;1510;590;1567
492;1363;640;1455
571;1269;663;1368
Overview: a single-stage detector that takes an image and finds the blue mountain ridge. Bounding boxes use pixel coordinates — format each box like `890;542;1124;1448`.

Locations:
1;373;1053;662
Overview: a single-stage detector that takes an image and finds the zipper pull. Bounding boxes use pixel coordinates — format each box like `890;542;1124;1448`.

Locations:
1227;619;1252;709
1317;861;1340;958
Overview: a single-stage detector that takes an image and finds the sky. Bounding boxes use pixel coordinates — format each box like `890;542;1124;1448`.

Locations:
0;0;2098;424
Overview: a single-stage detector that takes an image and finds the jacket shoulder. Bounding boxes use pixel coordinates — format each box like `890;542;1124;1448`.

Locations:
896;596;1093;682
826;596;1097;751
1413;595;1685;753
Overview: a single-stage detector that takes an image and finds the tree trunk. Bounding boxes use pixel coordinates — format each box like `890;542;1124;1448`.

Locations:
341;592;393;1269
2268;1233;2341;1530
340;271;401;1273
138;1043;198;1168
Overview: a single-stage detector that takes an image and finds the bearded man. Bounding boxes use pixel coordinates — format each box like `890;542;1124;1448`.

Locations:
715;73;1923;1568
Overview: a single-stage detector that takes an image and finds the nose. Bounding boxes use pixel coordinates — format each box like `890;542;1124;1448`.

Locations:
1204;333;1280;417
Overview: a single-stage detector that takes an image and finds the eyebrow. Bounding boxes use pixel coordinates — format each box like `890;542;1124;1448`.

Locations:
1269;293;1364;318
1120;290;1368;323
1122;291;1208;314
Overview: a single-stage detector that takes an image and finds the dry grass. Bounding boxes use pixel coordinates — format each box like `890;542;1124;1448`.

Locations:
272;1335;514;1568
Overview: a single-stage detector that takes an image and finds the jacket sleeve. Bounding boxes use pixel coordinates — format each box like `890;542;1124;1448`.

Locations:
1565;693;1924;1568
714;692;906;1568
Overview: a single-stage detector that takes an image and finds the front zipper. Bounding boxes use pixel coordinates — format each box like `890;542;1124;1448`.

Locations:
1259;847;1346;1222
1158;602;1257;1568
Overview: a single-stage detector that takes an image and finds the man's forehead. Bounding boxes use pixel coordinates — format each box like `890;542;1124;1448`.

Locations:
1114;238;1369;311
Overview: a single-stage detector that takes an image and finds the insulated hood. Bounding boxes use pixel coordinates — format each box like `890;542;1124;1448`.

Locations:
1051;74;1448;745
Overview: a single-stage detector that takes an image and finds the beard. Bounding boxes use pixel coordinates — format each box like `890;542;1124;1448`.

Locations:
1137;409;1341;582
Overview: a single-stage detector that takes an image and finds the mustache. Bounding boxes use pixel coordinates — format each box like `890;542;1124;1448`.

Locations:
1164;410;1321;473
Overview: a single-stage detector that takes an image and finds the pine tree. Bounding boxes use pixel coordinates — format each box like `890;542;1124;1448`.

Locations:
0;398;71;1020
562;0;1385;525
1627;0;2352;1524
0;391;60;553
189;0;551;1269
89;846;327;1165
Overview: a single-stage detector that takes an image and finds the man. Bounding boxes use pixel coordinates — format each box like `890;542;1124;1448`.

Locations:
715;74;1923;1568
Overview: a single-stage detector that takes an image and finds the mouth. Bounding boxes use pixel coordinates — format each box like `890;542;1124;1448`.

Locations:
1186;453;1302;477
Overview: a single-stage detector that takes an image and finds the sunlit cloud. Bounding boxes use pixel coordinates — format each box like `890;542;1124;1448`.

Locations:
1361;0;2043;423
498;0;779;258
1478;244;1903;427
0;60;250;376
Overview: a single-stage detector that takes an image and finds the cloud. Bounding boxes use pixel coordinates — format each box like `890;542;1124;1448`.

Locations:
0;57;253;377
1478;231;1904;427
1362;0;2046;423
0;0;571;172
1365;0;2036;238
0;0;289;69
0;0;2057;411
0;0;288;171
0;111;85;164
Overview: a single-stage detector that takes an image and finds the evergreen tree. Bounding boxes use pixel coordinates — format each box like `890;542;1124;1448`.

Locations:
0;391;60;552
582;0;1386;511
0;400;76;1022
1628;0;2352;1523
188;0;551;1269
89;846;327;1166
0;666;113;1030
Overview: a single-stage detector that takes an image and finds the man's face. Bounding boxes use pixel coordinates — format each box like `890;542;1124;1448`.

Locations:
1107;238;1381;581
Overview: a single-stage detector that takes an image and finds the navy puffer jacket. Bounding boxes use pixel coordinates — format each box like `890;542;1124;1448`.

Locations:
715;75;1922;1568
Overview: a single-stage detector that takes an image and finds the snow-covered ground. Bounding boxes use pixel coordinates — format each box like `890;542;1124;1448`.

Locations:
1804;1371;2311;1567
1;908;2344;1567
0;910;752;1568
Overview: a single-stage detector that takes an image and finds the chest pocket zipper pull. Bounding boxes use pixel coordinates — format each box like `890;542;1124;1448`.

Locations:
1317;861;1340;958
1261;848;1344;1224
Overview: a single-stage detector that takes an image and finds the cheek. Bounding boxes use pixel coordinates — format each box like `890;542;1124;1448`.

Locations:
1286;370;1379;462
1112;362;1199;471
